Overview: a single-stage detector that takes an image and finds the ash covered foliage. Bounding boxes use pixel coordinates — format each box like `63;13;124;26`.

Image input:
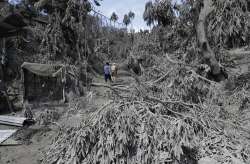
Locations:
41;0;250;163
1;0;250;164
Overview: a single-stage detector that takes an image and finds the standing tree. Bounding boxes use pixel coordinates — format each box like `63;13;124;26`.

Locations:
110;12;118;26
122;11;135;28
110;12;118;22
194;0;249;80
143;0;250;81
143;1;155;26
195;0;222;80
128;11;135;20
123;14;131;27
143;0;174;27
26;0;102;63
128;11;135;28
153;0;174;26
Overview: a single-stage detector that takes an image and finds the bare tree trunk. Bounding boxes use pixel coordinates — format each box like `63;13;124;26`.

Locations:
196;0;225;81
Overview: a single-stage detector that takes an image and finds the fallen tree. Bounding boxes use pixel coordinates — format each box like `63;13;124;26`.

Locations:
43;76;250;163
43;100;204;164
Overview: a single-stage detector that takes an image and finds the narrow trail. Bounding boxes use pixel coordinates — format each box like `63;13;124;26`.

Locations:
85;65;139;119
0;63;135;164
92;65;136;93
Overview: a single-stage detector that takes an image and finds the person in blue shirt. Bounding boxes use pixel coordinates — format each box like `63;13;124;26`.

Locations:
104;62;112;82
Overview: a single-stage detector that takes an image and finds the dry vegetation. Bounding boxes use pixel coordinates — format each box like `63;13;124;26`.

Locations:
0;0;250;164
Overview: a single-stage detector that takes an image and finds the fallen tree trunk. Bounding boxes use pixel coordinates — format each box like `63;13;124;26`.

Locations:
91;83;131;92
196;0;226;81
152;68;173;84
227;48;250;61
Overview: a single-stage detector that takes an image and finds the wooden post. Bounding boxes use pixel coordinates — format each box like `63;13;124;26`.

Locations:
21;68;25;104
0;80;13;113
4;90;14;113
62;66;66;103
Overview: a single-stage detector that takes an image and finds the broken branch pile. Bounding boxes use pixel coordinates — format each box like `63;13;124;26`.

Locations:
43;70;250;163
43;100;205;164
41;46;250;163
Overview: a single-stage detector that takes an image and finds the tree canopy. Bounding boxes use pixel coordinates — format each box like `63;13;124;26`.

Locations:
123;11;135;27
128;11;135;20
110;12;118;22
143;1;155;26
143;0;174;27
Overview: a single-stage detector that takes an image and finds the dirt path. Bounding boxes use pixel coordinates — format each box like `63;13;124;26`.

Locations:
0;66;133;164
0;126;57;164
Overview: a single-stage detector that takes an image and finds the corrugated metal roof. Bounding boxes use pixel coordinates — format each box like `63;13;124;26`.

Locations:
0;129;17;144
0;116;26;127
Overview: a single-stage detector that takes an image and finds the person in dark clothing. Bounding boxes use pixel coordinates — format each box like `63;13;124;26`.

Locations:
104;62;112;82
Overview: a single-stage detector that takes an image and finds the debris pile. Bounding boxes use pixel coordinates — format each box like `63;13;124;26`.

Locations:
43;101;203;164
42;61;250;163
0;0;250;164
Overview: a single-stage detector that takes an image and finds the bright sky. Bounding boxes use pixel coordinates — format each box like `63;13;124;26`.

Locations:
96;0;149;31
96;0;181;31
8;0;149;31
8;0;181;31
8;0;22;5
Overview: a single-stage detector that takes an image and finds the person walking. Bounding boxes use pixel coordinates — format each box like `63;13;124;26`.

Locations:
111;63;118;81
104;62;112;83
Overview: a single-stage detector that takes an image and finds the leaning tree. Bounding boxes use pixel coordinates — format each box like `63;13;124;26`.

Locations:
191;0;249;81
144;0;250;81
22;0;103;64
